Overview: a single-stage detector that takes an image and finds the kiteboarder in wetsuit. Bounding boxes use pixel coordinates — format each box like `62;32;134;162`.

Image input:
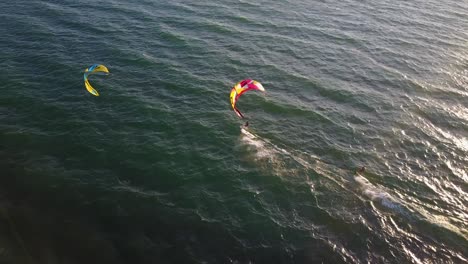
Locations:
355;166;366;175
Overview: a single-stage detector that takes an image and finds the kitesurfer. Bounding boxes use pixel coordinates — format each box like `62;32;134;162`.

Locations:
244;121;249;127
355;166;366;175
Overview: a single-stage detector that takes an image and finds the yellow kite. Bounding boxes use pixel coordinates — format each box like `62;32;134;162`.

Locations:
83;64;109;96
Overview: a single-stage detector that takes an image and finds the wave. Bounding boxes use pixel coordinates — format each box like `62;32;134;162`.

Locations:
354;174;402;212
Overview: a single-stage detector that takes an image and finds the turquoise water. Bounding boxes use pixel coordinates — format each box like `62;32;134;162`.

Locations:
0;0;467;263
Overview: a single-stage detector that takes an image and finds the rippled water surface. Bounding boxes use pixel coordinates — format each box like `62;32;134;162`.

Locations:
0;0;467;263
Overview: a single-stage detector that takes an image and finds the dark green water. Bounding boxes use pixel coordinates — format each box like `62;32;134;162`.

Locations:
0;0;467;263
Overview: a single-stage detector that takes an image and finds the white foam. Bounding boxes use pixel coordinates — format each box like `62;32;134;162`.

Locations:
240;128;300;178
240;128;274;159
241;128;313;168
354;175;400;211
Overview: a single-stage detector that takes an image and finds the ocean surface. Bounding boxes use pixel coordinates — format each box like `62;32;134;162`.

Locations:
0;0;467;263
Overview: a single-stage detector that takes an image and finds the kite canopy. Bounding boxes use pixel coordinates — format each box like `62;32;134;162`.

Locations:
229;79;265;118
84;64;109;96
